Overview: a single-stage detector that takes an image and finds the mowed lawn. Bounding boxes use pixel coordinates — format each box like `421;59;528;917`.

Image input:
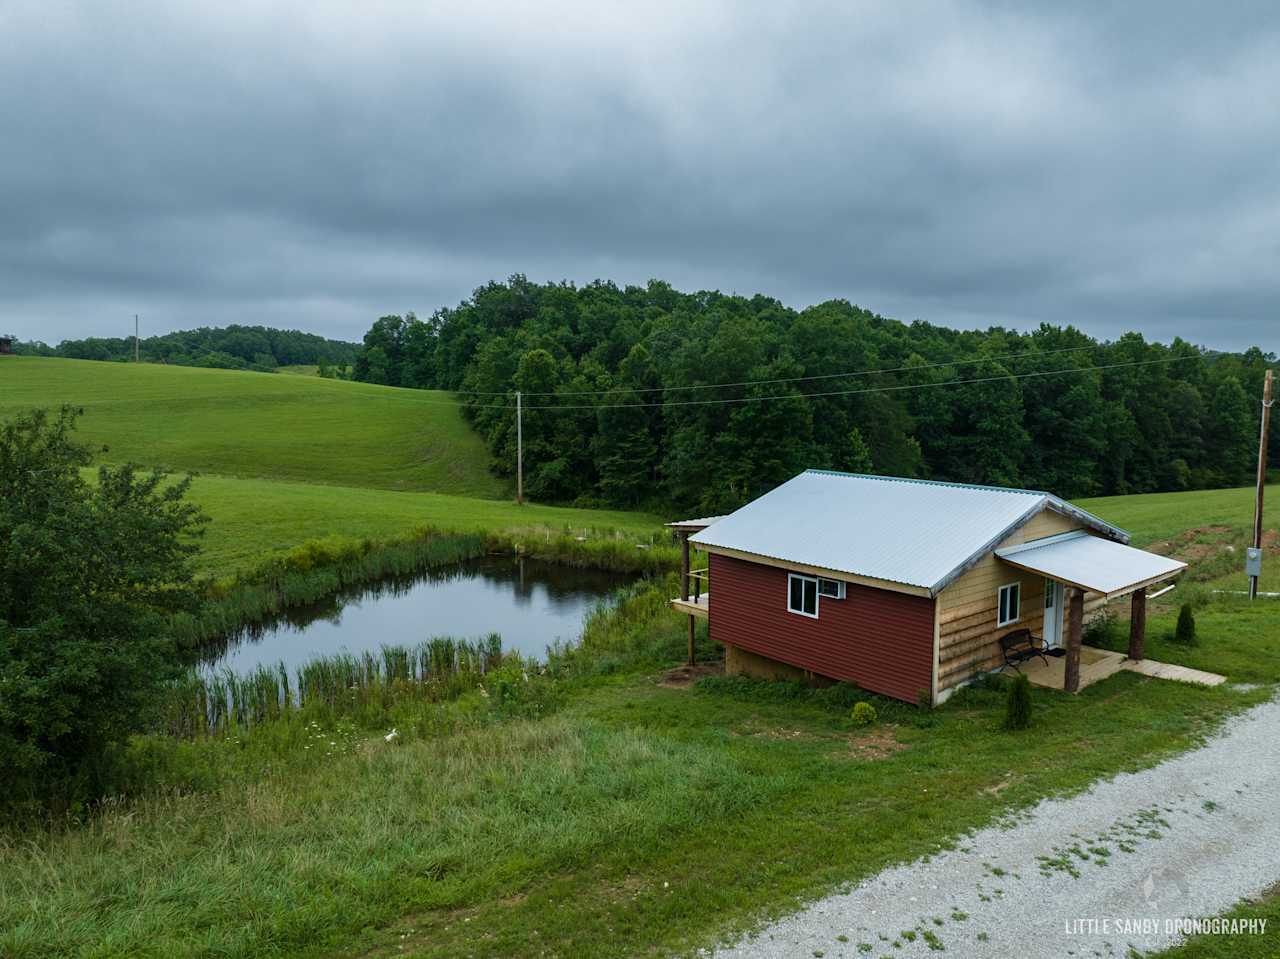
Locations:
180;472;665;578
0;356;505;497
1077;484;1275;546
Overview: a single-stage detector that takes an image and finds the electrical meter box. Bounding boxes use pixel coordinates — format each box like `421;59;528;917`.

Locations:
1245;547;1263;578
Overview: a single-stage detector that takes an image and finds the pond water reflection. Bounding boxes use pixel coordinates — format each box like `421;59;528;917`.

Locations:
204;556;636;674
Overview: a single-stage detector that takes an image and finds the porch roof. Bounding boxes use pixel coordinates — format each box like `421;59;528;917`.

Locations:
665;515;727;533
995;531;1187;599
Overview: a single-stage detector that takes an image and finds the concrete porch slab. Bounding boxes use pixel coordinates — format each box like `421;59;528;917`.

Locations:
1015;645;1126;691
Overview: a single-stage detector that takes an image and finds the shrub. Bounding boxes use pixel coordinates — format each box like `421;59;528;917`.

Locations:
1173;604;1197;645
850;702;877;726
0;406;208;803
1003;674;1033;731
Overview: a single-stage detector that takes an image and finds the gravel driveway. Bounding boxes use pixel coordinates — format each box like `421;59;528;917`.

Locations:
713;695;1279;959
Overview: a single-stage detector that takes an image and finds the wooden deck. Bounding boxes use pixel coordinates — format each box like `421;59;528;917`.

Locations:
670;593;710;619
1121;659;1226;686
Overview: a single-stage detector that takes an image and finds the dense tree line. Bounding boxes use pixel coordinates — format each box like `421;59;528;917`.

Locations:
353;276;1276;514
13;325;358;373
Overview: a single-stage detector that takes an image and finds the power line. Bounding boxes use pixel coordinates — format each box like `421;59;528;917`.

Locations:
454;343;1109;397
517;353;1201;411
387;350;1203;412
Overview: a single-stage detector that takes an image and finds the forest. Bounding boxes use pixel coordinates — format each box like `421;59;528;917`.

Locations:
353;276;1275;515
12;324;358;373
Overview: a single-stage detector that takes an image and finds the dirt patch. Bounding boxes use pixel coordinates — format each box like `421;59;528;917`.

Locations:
658;661;724;689
842;727;909;761
1146;524;1235;559
1262;529;1279;550
1178;542;1219;561
741;725;815;741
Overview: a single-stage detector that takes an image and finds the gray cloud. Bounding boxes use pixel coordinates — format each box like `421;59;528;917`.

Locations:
2;1;1277;351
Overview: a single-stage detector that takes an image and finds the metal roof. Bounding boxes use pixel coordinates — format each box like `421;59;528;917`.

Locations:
687;470;1128;595
995;531;1186;598
665;515;727;532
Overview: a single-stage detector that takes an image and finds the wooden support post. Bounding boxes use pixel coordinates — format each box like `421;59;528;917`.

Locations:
1128;587;1147;661
1063;587;1084;693
680;532;690;601
681;531;693;665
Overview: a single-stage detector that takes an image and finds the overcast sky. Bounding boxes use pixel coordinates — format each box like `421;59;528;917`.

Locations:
2;2;1277;352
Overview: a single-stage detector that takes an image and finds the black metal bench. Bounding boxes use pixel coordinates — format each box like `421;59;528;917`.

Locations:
1000;628;1050;671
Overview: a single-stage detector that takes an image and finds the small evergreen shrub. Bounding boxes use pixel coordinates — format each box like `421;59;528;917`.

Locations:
1003;674;1033;731
1173;604;1197;646
850;702;877;726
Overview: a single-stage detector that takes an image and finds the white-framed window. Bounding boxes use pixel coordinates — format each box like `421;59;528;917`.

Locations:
1044;577;1055;611
997;582;1021;627
788;573;819;618
818;578;846;599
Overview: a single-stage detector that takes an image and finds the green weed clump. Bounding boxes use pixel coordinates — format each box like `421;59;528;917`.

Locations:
1003;674;1033;730
850;702;877;726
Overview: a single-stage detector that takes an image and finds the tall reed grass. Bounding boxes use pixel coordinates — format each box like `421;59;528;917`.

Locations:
172;532;488;647
489;528;682;575
160;635;505;737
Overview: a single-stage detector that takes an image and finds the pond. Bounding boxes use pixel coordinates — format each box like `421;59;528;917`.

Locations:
203;556;637;675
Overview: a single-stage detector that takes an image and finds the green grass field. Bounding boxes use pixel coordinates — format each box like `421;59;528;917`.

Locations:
0;356;504;497
5;355;1273;585
2;588;1275;958
180;472;664;578
1077;485;1271;546
2;355;1278;957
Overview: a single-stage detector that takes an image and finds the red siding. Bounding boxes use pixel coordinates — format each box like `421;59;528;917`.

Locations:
709;553;935;704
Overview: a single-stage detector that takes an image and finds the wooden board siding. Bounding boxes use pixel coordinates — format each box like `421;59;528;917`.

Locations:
936;506;1105;692
708;553;935;704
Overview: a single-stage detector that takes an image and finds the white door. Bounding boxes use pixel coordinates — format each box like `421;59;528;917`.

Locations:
1042;578;1064;648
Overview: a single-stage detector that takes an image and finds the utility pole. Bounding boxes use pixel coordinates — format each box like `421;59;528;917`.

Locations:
1249;367;1273;600
134;314;140;362
515;390;524;505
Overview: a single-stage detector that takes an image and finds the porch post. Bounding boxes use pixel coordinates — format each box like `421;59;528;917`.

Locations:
1128;587;1147;661
681;531;694;665
680;532;690;601
1063;587;1084;693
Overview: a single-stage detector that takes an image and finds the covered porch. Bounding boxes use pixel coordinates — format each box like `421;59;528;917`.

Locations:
994;531;1188;693
1016;645;1127;691
666;516;725;662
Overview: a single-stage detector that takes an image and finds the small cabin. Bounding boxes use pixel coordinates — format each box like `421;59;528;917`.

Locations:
0;335;12;355
669;470;1185;705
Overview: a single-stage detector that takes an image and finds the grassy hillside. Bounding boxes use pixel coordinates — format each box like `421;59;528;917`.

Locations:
1076;484;1273;546
0;356;504;497
183;472;664;578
